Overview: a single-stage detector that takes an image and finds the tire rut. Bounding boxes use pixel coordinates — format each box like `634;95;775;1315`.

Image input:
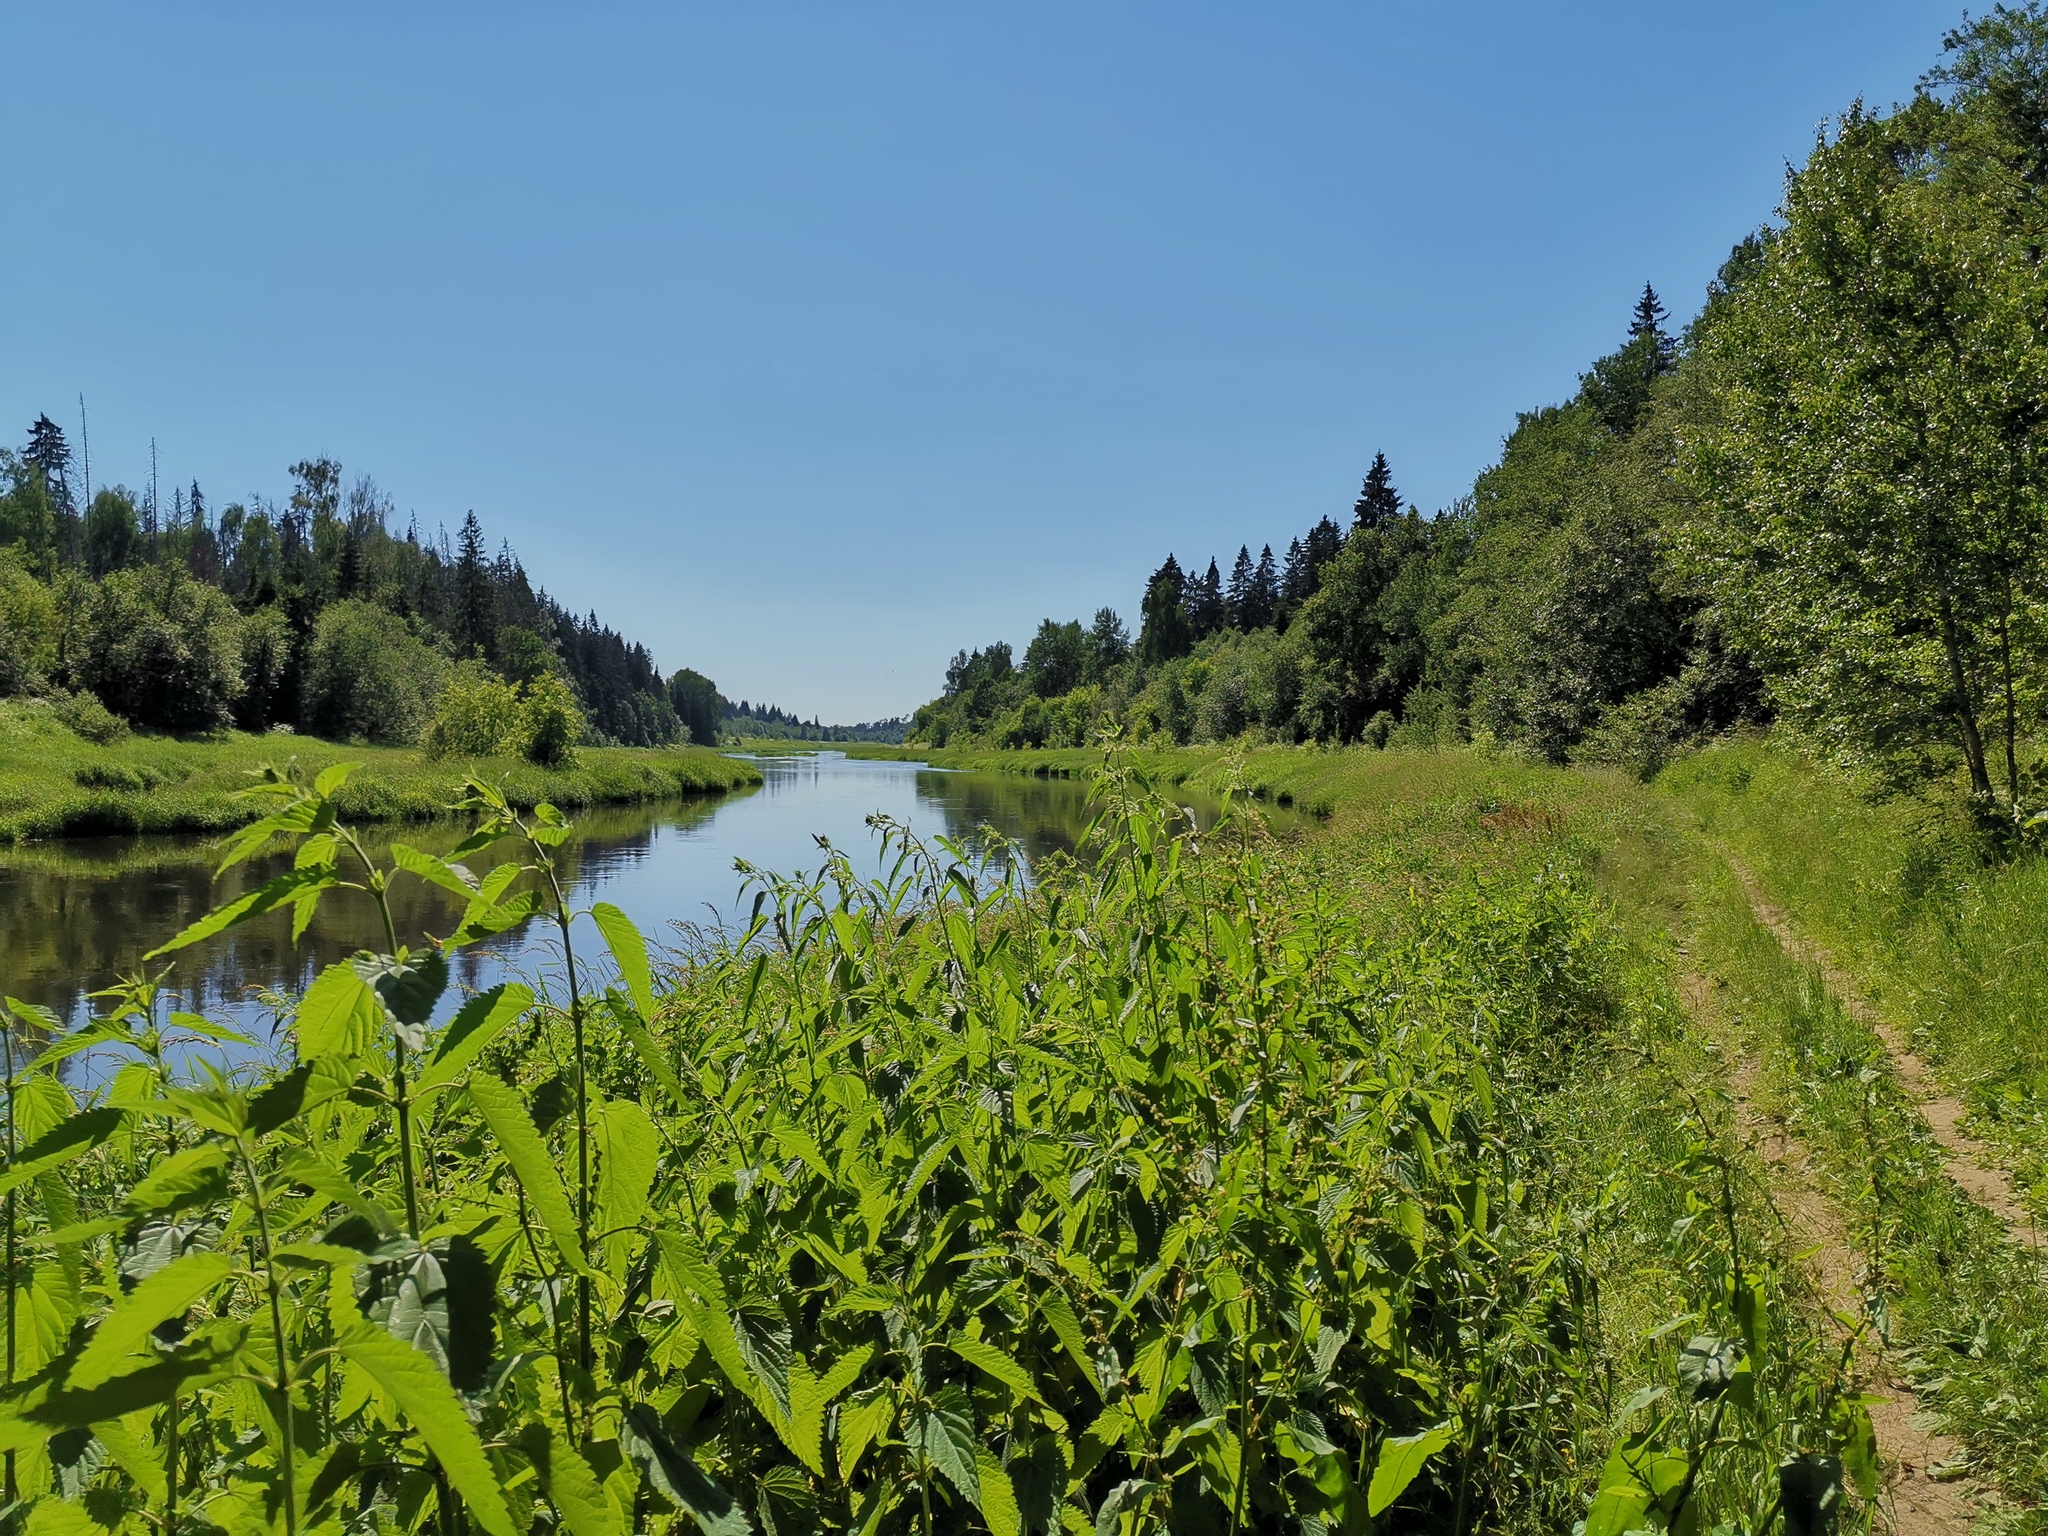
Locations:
1677;970;1985;1535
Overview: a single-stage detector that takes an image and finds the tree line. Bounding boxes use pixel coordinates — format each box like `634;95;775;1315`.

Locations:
0;444;729;755
914;6;2048;821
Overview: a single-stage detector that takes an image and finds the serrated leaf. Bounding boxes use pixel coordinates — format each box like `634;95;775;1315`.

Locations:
0;1109;124;1199
976;1448;1022;1536
591;902;655;1019
596;1100;659;1279
296;963;384;1059
72;1251;234;1389
614;1009;690;1111
909;1388;980;1509
1367;1422;1454;1516
941;1333;1044;1404
519;1421;620;1536
146;865;336;958
391;843;482;901
620;1402;753;1536
468;1073;590;1275
415;984;533;1095
340;1324;514;1536
838;1391;893;1481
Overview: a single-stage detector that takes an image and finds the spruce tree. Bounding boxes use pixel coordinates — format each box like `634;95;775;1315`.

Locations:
1305;516;1344;576
24;415;74;517
1227;544;1256;628
454;510;495;657
1246;544;1278;630
1137;556;1192;666
1353;452;1402;529
1188;558;1224;638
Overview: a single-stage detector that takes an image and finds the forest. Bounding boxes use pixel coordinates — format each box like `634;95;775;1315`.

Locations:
0;451;722;761
913;5;2048;830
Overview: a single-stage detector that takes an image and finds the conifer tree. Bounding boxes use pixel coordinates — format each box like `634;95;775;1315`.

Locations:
454;510;495;657
24;415;74;517
1246;544;1278;630
1188;558;1225;639
1227;545;1256;628
1137;555;1192;665
1353;452;1401;529
1305;516;1344;576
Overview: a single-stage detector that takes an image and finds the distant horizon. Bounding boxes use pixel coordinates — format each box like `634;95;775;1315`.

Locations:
4;2;1960;719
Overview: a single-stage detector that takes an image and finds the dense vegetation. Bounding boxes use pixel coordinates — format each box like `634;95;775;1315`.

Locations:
913;7;2048;825
0;700;759;844
0;749;1882;1534
0;451;720;756
723;703;911;745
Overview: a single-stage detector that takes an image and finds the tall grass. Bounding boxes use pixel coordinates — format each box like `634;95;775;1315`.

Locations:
1659;740;2048;1209
0;748;1871;1532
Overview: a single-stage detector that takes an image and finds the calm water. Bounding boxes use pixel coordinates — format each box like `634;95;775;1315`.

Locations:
0;753;1281;1072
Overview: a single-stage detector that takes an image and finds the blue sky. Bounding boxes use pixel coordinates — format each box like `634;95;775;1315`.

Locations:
4;2;1959;721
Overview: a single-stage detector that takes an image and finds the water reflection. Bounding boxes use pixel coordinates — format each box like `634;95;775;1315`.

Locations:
3;755;1284;1063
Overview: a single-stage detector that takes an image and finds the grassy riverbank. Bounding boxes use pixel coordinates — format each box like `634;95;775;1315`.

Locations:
0;698;761;842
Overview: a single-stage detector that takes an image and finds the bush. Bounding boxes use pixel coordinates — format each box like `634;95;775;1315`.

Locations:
0;549;56;696
52;687;130;745
518;672;582;766
425;661;525;758
77;565;245;732
303;599;445;744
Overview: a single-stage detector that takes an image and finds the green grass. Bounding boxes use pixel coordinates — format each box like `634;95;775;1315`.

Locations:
0;698;761;842
1659;738;2048;1212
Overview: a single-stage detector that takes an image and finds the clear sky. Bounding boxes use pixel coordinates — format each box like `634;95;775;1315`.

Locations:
3;2;1962;721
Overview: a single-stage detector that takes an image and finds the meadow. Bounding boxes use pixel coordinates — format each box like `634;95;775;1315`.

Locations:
0;701;760;843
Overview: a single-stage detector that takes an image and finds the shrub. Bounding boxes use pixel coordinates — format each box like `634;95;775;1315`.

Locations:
76;565;245;732
518;672;582;765
51;687;129;745
425;660;525;758
0;548;56;696
302;599;445;744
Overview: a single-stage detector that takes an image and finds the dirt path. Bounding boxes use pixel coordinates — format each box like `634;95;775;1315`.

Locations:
1682;974;1982;1533
1719;857;2042;1244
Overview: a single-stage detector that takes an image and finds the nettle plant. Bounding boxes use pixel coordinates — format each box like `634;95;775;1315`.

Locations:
0;755;1873;1536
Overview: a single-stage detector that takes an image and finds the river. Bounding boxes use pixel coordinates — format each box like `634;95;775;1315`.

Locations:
0;752;1282;1074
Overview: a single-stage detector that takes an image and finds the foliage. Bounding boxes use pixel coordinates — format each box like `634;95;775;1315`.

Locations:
0;551;56;697
0;435;713;748
426;662;528;760
303;599;447;745
1682;71;2048;810
75;565;246;734
0;750;1870;1534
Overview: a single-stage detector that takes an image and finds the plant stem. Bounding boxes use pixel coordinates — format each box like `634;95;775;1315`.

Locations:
239;1140;299;1536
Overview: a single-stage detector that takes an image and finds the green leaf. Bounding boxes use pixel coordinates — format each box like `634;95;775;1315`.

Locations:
596;1100;659;1278
279;1148;401;1238
358;949;451;1043
976;1449;1022;1536
0;1109;124;1199
1037;1289;1096;1392
468;1074;590;1274
25;1498;101;1536
940;1333;1044;1405
1368;1422;1455;1516
837;1392;893;1481
614;1010;690;1111
619;1402;753;1536
391;843;482;901
518;1421;621;1536
340;1323;515;1536
415;984;533;1096
314;762;361;799
5;1338;241;1438
146;865;336;958
71;1251;235;1389
909;1387;981;1509
591;902;655;1018
296;963;384;1059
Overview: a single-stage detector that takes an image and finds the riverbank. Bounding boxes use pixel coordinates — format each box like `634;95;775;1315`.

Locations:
0;700;761;842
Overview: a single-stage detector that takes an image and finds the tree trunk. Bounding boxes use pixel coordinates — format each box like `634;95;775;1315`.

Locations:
1936;584;1993;798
